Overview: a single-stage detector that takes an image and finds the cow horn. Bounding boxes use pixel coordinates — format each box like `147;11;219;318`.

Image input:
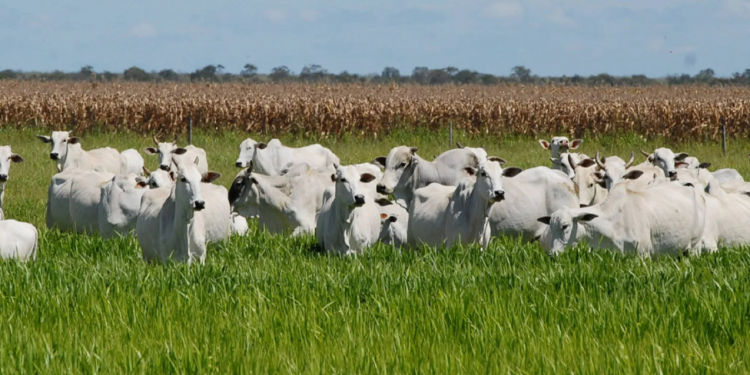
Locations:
640;149;651;158
568;153;577;169
456;142;464;149
625;152;635;169
153;134;160;145
595;151;605;169
142;166;151;176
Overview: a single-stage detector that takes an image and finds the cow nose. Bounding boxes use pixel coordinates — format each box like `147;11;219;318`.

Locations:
235;161;244;168
376;184;387;194
493;190;505;200
50;153;58;160
0;174;7;182
193;200;206;210
159;165;170;171
354;195;366;206
668;170;677;177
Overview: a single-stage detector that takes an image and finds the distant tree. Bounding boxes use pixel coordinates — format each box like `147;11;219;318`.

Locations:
79;65;95;76
453;69;478;84
510;66;531;82
240;64;258;77
695;68;715;82
158;69;179;81
590;73;615;86
190;65;218;81
381;67;400;80
300;64;328;81
428;69;451;85
269;66;292;82
479;73;498;85
630;74;649;85
101;71;118;82
445;66;459;77
412;67;430;84
0;69;18;80
334;71;360;83
123;66;151;81
216;64;225;75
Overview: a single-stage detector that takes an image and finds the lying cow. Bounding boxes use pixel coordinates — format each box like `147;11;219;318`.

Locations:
138;157;227;264
235;138;340;176
408;157;522;249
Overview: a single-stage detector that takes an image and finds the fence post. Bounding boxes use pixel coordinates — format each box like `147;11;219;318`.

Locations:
188;117;193;145
449;122;453;148
722;119;727;156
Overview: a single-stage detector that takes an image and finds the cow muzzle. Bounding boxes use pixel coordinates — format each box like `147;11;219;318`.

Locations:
193;200;206;211
0;174;7;182
50;153;59;160
354;195;366;207
491;190;505;202
235;161;245;168
376;184;391;194
668;170;677;180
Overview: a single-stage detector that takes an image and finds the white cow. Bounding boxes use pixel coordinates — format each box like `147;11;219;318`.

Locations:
0;220;38;261
229;162;334;235
640;148;689;179
690;179;750;252
0;146;24;220
137;167;174;189
408;158;520;249
46;168;113;233
36;131;120;173
137;157;226;264
144;135;208;174
235;138;340;176
119;149;145;175
592;151;637;190
98;173;148;239
455;142;489;161
488;167;576;241
538;181;706;257
567;155;607;207
376;198;409;248
539;137;583;158
553;152;590;179
316;165;380;255
230;212;249;236
373;146;479;208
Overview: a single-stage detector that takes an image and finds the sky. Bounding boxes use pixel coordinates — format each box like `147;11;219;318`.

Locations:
2;0;749;77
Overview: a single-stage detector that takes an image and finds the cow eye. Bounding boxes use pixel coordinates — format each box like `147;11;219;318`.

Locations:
480;172;488;177
588;183;594;188
398;163;406;168
562;224;570;230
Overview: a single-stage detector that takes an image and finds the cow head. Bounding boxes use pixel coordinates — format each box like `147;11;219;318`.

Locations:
100;173;148;231
466;157;522;204
227;162;261;218
539;137;583;158
171;155;221;212
552;152;584;179
0;146;23;184
643;148;689;179
593;151;636;190
375;146;419;195
538;207;598;255
37;131;76;162
235;138;259;168
568;155;600;206
333;165;377;208
138;166;174;189
144;134;186;171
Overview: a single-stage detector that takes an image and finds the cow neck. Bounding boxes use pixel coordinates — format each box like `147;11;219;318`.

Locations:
171;184;199;263
0;183;5;220
253;144;280;175
456;179;492;242
62;143;85;171
253;175;296;232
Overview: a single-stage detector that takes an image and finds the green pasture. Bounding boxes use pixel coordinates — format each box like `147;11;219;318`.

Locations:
1;127;749;374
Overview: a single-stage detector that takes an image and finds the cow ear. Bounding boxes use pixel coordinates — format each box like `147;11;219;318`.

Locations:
698;162;711;169
331;174;336;182
503;167;523;178
622;170;644;180
144;147;158;155
579;159;596;168
675;162;688;169
37;135;52;143
464;167;476;176
249;177;258;185
135;178;148;189
258;142;267;150
375;198;392;206
10;154;24;163
172;148;188;155
488;156;507;165
570;139;583;149
169;171;176;181
537;216;551;225
380;213;388;220
409;147;418;155
388;216;398;223
372;157;386;168
539;140;550;149
675;152;689;161
360;173;377;183
201;172;221;183
577;213;598;222
68;137;80;144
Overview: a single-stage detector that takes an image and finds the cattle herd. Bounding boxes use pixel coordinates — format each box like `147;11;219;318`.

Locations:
0;132;748;263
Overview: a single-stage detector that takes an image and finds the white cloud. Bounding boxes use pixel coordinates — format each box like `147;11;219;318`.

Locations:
264;9;287;23
486;2;524;19
721;0;750;18
128;22;157;38
547;9;576;28
300;10;320;22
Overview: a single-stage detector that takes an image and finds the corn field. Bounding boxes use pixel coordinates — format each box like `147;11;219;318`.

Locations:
1;81;749;141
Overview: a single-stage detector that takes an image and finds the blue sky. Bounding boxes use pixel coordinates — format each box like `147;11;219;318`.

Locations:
2;0;749;77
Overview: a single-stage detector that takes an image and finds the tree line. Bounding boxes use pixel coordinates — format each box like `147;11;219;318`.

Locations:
2;64;750;86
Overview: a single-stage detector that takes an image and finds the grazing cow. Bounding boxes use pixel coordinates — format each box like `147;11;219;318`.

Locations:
229;162;333;235
98;173;148;239
0;220;38;261
538;181;706;257
36;131;120;173
0;146;24;220
137;157;225;264
373;146;479;208
539;137;583;158
235;138;340;176
488;167;576;241
144;135;208;174
316;165;380;255
376;198;409;248
408;158;522;249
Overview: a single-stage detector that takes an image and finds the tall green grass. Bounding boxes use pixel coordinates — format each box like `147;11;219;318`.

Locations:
1;127;749;374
